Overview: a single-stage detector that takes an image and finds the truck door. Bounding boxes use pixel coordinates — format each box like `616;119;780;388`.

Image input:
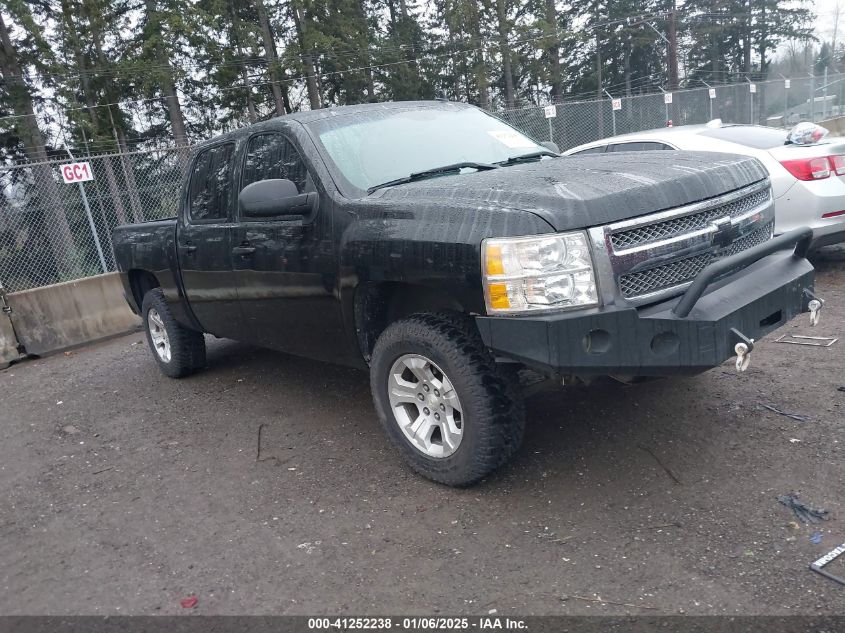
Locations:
177;141;242;338
231;131;348;361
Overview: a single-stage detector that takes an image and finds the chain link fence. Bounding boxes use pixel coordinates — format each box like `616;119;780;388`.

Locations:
499;74;845;151
3;74;845;293
0;147;189;293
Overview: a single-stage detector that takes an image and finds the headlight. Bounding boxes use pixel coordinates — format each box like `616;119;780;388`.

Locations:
482;232;599;313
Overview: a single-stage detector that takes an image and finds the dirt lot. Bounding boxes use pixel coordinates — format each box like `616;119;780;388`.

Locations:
1;250;844;616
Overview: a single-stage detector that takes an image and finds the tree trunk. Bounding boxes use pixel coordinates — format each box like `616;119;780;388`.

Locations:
757;1;767;125
0;12;77;277
115;127;144;223
144;0;188;147
709;0;719;78
495;0;515;108
229;2;257;123
254;0;288;115
467;1;490;108
445;1;462;99
667;1;678;90
742;0;752;75
61;3;129;227
545;0;562;102
623;36;631;96
356;0;376;101
293;3;322;110
596;22;603;137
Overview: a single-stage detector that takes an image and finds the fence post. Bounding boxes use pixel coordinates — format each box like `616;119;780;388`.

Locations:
702;81;714;121
810;73;815;123
746;78;754;125
78;182;108;275
823;66;829;120
65;147;108;274
603;90;616;136
780;74;789;128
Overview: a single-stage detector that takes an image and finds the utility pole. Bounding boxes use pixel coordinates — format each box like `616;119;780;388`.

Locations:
604;89;617;135
823;65;829;120
810;72;815;123
702;80;713;121
596;13;604;138
668;1;679;90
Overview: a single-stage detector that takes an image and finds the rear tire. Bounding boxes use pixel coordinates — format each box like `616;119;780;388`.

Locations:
141;288;206;378
370;313;524;486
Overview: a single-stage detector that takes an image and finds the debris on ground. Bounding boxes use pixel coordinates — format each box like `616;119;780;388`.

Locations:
777;494;830;524
774;334;838;347
838;386;845;392
637;444;681;484
180;595;198;609
297;541;321;554
760;403;810;422
562;594;659;610
810;532;823;544
810;542;845;586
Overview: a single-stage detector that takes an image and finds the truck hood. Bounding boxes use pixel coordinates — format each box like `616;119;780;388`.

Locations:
372;151;768;231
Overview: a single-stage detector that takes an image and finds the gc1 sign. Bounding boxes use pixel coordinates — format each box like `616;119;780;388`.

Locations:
60;161;94;184
544;105;557;119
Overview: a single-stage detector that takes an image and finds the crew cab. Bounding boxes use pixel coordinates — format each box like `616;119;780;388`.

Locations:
113;101;829;486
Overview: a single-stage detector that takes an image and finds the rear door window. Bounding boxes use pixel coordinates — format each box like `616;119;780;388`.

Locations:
188;143;235;222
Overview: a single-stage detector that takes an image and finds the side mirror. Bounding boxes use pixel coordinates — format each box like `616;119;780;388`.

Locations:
239;178;317;217
540;141;560;154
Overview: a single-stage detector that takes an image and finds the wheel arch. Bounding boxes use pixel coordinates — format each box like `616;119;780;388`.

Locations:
127;269;161;313
354;282;468;363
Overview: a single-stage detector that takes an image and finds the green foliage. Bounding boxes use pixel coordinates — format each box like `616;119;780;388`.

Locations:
0;0;824;150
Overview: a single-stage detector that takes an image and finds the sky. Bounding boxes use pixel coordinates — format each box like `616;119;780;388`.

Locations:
813;0;844;44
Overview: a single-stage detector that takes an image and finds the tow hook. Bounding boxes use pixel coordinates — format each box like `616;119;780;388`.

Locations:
730;328;755;372
803;289;824;327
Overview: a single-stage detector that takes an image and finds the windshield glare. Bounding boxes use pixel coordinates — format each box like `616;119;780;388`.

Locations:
309;106;544;195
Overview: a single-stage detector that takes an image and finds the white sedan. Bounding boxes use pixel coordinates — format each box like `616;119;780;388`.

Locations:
563;121;845;245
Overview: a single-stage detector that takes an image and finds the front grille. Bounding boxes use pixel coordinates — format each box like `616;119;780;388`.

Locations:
610;187;770;250
618;222;774;298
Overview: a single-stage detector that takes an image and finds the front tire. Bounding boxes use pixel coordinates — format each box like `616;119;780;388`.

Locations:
141;288;206;378
370;313;525;486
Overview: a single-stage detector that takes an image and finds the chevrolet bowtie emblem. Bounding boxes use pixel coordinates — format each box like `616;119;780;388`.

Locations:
710;217;740;249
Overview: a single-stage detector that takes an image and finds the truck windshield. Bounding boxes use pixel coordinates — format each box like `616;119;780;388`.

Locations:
308;106;546;196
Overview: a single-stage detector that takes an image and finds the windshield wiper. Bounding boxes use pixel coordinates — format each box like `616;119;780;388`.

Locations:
498;150;559;166
367;162;498;194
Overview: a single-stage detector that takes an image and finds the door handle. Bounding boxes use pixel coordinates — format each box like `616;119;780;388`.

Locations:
183;244;197;253
232;246;256;256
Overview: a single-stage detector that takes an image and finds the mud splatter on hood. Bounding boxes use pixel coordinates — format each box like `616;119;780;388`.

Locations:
372;151;768;231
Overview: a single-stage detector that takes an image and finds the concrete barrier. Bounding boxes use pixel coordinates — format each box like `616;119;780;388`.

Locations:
819;116;845;136
7;272;141;356
0;313;23;368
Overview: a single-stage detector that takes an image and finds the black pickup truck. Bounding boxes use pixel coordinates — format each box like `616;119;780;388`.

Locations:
113;100;826;486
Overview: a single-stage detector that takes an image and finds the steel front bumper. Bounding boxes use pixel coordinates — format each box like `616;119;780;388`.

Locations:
476;228;819;377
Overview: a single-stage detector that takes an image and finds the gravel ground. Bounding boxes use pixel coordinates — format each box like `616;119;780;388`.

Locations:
1;249;844;616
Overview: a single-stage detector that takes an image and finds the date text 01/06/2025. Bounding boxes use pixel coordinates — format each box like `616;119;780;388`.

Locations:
307;616;528;630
